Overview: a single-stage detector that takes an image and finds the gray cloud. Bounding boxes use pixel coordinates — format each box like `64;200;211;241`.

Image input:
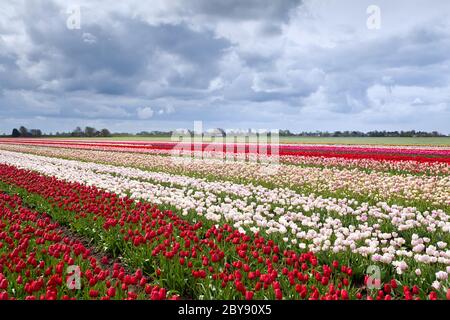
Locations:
20;2;231;97
186;0;301;21
0;0;450;134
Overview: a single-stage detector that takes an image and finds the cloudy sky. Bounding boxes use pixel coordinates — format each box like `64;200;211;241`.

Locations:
1;0;450;134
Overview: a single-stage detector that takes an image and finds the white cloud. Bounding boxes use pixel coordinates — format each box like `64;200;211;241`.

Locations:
412;97;424;105
137;107;154;119
82;32;97;44
208;77;225;91
157;105;175;115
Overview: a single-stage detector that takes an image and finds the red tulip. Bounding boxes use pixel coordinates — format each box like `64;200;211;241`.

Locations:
390;279;398;289
107;287;116;298
412;285;419;295
89;290;99;298
245;291;254;300
342;278;349;286
275;289;282;300
0;292;9;300
0;279;8;290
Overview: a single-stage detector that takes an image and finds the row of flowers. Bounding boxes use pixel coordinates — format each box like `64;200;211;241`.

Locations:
1;163;446;299
0;192;173;300
0;150;449;294
2;142;449;176
0;145;448;208
0;163;357;300
281;155;450;175
2;139;450;156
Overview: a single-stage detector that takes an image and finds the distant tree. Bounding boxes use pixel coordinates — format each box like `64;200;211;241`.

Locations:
19;126;30;137
12;128;21;137
71;127;83;137
279;129;293;136
84;126;96;137
30;129;42;137
100;128;111;137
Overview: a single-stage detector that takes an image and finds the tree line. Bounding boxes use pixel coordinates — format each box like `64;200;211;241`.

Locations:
11;126;112;138
7;127;449;138
278;130;448;137
11;126;43;138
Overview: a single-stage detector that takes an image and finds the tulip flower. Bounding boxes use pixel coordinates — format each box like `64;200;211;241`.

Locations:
245;291;254;300
0;149;448;301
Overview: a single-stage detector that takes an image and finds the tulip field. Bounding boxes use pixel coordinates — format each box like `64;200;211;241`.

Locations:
0;138;449;300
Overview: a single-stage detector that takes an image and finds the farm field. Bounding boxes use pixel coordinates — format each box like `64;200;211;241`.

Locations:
42;136;450;146
0;138;449;300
